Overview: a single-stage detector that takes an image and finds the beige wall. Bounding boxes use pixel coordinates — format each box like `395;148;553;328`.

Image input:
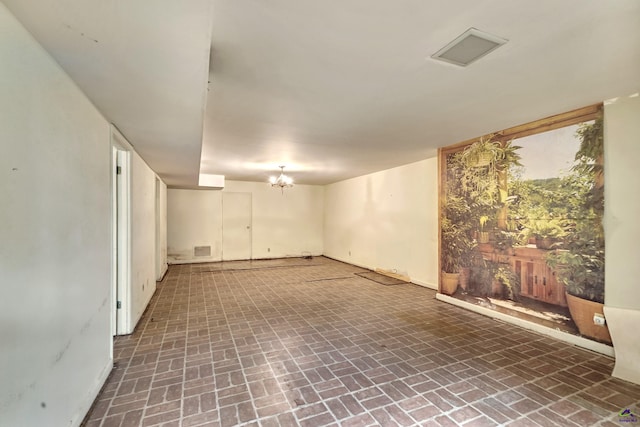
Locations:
167;189;223;262
323;158;439;288
167;180;324;263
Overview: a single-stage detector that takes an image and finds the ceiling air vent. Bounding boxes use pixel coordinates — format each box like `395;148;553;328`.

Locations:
431;28;507;67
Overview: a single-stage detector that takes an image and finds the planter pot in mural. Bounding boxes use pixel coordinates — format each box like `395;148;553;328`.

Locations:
459;267;470;291
565;293;611;344
441;272;460;295
478;231;490;244
477;242;494;253
535;237;558;250
470;151;494;168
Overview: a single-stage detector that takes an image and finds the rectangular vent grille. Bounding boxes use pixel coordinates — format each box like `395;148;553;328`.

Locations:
194;246;211;257
431;28;507;67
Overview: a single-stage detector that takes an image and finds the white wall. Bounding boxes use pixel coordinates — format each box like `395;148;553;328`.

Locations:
323;158;439;287
604;94;640;309
156;178;168;280
0;4;112;426
603;94;640;384
130;152;160;328
167;181;324;263
167;189;223;262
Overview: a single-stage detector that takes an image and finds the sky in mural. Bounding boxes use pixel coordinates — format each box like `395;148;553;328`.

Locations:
516;124;582;180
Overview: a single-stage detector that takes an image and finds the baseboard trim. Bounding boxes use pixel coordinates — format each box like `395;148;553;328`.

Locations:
168;257;222;265
168;254;324;265
436;293;614;357
321;255;370;270
322;255;437;290
156;264;168;281
75;359;112;426
411;279;437;290
374;268;411;283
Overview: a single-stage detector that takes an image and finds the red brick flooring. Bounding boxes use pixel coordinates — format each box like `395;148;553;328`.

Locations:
83;257;640;426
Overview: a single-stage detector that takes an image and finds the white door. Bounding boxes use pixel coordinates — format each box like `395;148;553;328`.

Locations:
111;126;132;336
114;148;131;335
222;192;252;260
155;177;165;280
111;146;118;338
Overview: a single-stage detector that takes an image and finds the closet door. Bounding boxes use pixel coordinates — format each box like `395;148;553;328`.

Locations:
222;192;252;260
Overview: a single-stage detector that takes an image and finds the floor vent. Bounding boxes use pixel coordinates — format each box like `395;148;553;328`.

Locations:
194;246;211;257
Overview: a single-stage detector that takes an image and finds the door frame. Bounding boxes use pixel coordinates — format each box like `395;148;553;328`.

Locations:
222;192;253;261
155;177;161;280
111;126;132;336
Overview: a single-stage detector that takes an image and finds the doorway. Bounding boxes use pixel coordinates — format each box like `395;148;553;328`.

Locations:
222;192;252;260
155;177;166;281
111;127;131;336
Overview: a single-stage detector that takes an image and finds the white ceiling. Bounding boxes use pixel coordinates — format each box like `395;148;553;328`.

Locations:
5;1;640;186
3;0;213;185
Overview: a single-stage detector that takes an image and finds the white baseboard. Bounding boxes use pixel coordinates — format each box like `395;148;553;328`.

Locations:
156;263;168;281
436;293;614;357
74;359;112;427
322;255;437;290
322;254;371;270
411;279;437;290
168;257;222;265
168;253;324;265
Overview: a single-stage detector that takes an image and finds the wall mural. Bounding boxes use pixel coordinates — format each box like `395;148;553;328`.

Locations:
439;106;610;344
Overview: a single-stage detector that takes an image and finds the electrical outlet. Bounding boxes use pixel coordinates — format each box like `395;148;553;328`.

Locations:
593;313;606;326
267;248;270;252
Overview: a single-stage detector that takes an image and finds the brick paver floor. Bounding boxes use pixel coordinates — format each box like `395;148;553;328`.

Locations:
83;257;640;426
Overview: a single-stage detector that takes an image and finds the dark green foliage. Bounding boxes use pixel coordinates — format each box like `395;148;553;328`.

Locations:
493;264;520;300
443;119;604;304
546;120;605;303
573;118;604;177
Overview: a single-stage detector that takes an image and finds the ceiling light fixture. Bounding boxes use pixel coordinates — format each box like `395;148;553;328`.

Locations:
431;28;508;67
269;166;293;193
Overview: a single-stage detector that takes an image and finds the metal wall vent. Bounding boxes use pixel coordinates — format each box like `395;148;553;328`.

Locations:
194;246;211;257
431;28;507;67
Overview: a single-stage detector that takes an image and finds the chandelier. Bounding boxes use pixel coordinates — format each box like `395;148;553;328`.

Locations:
269;166;294;193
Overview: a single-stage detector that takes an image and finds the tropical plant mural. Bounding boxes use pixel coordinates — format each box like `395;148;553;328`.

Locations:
440;109;609;344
